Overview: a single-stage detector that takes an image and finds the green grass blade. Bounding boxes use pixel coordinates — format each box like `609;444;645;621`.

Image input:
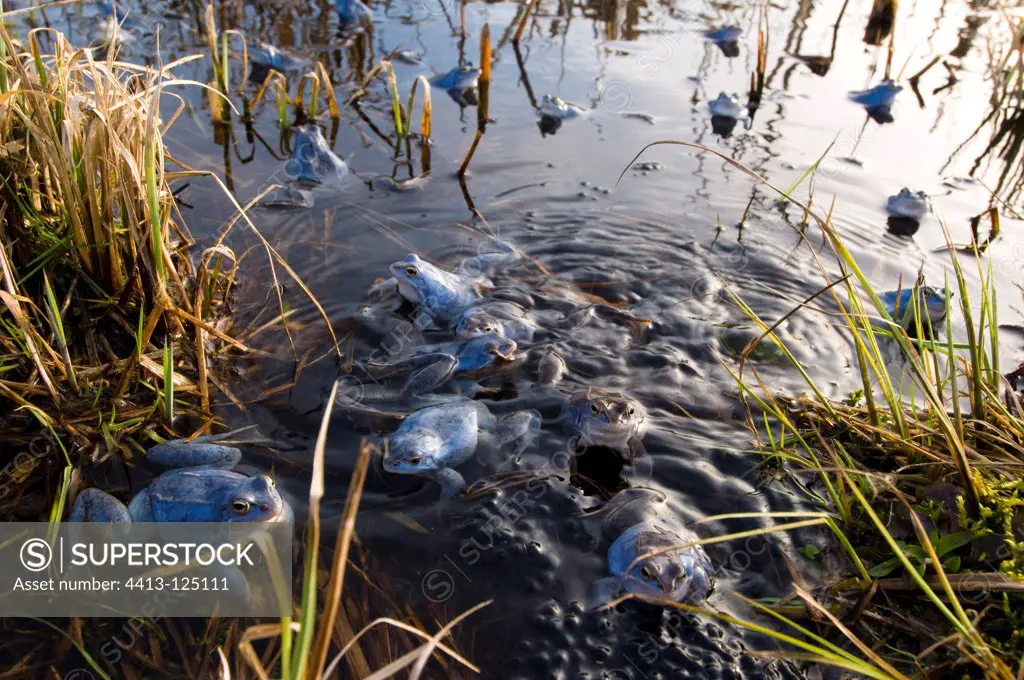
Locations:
162;339;173;422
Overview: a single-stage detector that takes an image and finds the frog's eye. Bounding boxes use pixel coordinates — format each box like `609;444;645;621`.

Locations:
406;455;422;465
640;564;657;581
627;407;635;417
231;499;252;515
405;265;419;278
591;404;601;415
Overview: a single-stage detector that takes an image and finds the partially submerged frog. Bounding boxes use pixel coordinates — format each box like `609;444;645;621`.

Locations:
387;254;485;322
586;489;715;608
374;239;521;324
880;285;951;333
285;125;348;187
708;92;745;119
536;349;568;385
367;335;519;395
538;95;587;121
383;401;540;498
431;65;481;106
885;188;929;221
452;300;538;343
704;26;741;57
562;388;647;457
249;44;308;78
259;126;348;209
849;80;902;110
90;1;142;50
704;26;742;43
392;49;422;65
70;430;288;523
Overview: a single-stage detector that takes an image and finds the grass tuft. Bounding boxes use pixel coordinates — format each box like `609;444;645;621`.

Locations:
621;140;1024;677
0;20;238;450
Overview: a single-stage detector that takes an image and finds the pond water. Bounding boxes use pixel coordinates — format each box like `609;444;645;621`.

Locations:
16;0;1024;676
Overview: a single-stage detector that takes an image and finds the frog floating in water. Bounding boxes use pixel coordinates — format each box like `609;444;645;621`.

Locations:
248;44;308;80
285;125;348;187
452;300;539;343
260;126;348;208
387;254;486;322
586;489;715;609
431;64;481;106
704;26;741;43
538;95;587;120
849;80;902;122
885;188;929;221
561;388;647;457
880;285;951;334
374;238;522;324
70;430;288;523
708;92;745;119
367;335;519;395
383;401;540;498
704;26;741;57
849;79;902;109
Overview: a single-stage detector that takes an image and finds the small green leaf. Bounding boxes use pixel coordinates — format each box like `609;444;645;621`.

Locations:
163;339;174;422
799;544;820;560
932;531;975;557
869;558;899;578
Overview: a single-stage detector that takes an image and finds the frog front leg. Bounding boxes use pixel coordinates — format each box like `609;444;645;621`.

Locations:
70;488;132;522
126;489;156;522
430;467;467;500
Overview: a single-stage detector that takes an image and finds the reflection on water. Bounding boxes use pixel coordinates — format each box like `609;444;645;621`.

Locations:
13;0;1024;676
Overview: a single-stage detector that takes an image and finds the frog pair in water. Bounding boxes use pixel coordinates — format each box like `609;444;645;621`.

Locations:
587;489;715;608
70;429;288;524
363;240;531;395
366;334;520;397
